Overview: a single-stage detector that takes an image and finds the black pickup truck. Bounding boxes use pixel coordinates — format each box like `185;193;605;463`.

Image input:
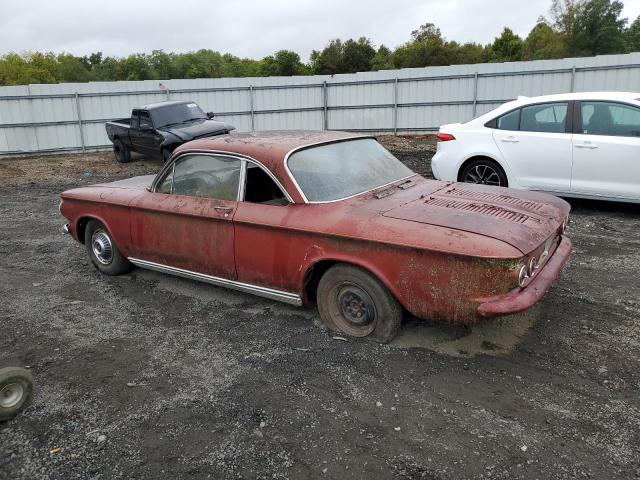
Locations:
105;100;234;163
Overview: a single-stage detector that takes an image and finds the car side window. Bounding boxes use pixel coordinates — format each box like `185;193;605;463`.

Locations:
139;112;153;130
244;164;289;206
581;101;640;137
131;112;140;130
496;109;520;130
172;154;241;200
520;102;568;133
156;166;173;194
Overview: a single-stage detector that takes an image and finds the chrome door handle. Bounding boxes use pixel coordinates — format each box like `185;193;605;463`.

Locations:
500;136;519;143
214;206;233;217
575;143;598;149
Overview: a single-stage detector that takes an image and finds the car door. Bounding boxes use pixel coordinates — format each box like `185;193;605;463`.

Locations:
233;162;300;293
129;153;242;279
571;100;640;200
492;102;573;192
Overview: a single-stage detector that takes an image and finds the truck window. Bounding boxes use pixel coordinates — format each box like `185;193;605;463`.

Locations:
131;112;139;130
139;112;153;130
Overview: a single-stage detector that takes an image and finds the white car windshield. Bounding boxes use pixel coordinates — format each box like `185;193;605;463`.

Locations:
287;138;415;202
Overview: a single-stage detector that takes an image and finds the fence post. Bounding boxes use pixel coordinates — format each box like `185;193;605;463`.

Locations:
472;72;479;118
393;77;399;135
74;92;86;153
166;88;171;100
570;66;576;92
323;81;328;130
249;85;255;132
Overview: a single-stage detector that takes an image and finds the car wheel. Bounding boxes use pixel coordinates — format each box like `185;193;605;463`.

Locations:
460;159;507;187
317;264;402;343
0;367;34;422
84;220;132;276
113;139;131;164
162;148;173;163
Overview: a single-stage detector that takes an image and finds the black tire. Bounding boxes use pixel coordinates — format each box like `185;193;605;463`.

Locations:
0;367;34;422
84;219;131;275
460;158;508;187
162;148;172;163
317;264;402;343
113;138;131;164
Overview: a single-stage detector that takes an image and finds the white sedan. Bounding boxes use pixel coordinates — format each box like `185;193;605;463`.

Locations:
431;92;640;203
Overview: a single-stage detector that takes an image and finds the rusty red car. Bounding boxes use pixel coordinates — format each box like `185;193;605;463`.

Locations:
60;131;572;342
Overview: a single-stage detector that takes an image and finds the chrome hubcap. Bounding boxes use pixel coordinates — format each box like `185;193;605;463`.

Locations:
91;229;113;265
0;382;24;408
465;165;502;186
337;286;375;326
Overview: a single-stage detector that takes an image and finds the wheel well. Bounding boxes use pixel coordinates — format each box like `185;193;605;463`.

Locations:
76;217;92;244
303;260;338;304
457;156;506;183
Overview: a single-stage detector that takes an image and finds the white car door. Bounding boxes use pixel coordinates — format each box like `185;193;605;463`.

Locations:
571;101;640;201
492;102;573;192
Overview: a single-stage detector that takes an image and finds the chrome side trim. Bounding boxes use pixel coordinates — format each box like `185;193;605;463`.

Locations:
127;257;303;306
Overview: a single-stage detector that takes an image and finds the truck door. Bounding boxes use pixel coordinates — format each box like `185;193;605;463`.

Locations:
130;110;158;155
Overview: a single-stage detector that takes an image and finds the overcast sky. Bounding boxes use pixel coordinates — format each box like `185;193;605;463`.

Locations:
2;0;639;61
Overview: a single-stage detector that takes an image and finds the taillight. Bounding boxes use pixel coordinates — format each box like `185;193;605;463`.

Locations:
436;133;455;142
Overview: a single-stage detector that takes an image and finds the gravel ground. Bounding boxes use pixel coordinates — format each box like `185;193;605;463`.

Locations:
1;136;639;480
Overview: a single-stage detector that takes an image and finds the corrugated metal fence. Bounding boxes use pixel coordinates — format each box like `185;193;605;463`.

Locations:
1;52;639;156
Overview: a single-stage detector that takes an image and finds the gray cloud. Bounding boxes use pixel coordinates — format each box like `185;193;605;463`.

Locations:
1;0;638;61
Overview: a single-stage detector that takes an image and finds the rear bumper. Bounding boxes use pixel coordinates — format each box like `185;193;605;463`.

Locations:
476;235;572;317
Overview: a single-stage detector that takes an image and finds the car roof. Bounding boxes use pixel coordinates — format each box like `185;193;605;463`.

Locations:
174;130;371;203
136;100;194;111
511;91;640;104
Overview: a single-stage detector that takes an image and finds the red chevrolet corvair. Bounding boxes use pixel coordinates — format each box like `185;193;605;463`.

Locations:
60;131;572;342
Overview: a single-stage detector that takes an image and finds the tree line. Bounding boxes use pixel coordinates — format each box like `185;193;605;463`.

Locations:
1;0;638;86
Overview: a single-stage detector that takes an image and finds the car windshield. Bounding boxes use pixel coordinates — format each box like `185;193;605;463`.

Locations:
287;138;415;202
152;103;206;127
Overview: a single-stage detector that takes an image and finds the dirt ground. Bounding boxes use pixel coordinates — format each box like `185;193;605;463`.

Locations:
1;136;639;480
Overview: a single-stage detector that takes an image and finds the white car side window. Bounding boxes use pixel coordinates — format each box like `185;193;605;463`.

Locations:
581;102;640;137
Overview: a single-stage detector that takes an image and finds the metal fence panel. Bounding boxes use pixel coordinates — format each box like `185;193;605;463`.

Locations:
1;52;639;155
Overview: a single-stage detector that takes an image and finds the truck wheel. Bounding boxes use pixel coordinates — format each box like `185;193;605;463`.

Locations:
84;220;132;275
317;264;402;343
113;139;131;164
0;367;34;422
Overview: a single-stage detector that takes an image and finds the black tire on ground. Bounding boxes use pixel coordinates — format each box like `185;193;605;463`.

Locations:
0;367;34;422
84;219;132;276
162;148;173;163
317;264;402;343
113;138;131;164
460;158;508;187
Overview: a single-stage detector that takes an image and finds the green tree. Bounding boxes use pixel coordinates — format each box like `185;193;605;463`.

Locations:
310;39;344;74
341;37;376;73
57;53;94;82
488;27;524;62
552;0;627;56
259;50;307;76
523;19;567;59
393;23;454;68
626;16;640;51
371;45;394;71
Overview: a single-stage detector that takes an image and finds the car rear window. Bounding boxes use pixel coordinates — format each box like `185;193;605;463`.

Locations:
287;138;414;202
